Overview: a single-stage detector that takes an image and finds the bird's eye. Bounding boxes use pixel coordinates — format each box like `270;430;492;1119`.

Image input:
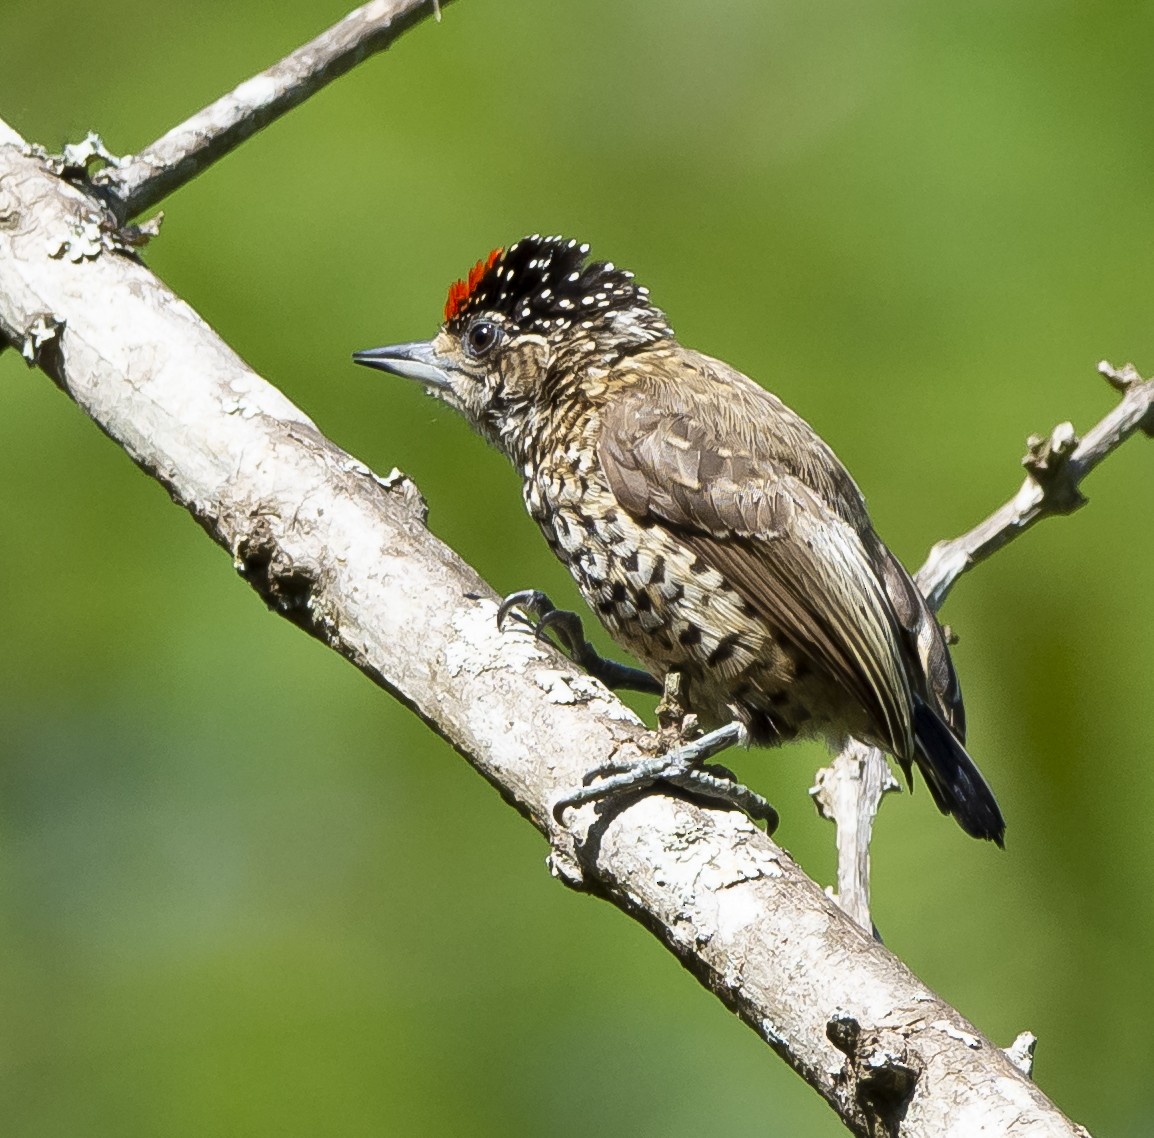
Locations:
464;319;501;358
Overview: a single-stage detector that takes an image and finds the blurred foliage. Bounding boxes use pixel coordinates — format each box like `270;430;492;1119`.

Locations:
2;1;1153;1134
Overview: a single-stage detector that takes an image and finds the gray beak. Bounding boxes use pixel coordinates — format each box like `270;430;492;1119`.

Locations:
352;340;454;393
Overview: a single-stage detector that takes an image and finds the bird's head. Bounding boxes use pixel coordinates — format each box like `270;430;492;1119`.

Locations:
353;235;671;455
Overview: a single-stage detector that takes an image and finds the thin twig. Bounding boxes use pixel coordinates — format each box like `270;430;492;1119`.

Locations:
817;362;1154;930
93;0;450;220
918;361;1154;608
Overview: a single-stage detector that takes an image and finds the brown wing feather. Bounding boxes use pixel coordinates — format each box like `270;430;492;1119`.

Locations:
598;363;915;759
868;536;966;740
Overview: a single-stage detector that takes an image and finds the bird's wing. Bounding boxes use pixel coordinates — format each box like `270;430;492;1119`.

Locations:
597;377;914;758
868;537;966;740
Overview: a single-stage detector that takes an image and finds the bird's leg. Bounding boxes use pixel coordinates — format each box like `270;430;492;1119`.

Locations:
654;668;690;731
554;673;779;831
499;594;778;828
497;589;662;694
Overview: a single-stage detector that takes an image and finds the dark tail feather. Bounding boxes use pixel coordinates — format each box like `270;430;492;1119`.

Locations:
912;698;1005;846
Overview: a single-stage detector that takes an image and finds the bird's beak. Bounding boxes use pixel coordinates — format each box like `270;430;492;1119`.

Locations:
352;340;454;393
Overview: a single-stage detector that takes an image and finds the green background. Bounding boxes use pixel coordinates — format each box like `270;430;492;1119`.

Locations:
3;1;1153;1134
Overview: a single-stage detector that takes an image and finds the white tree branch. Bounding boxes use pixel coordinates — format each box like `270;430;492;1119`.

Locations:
0;111;1093;1138
816;367;1154;932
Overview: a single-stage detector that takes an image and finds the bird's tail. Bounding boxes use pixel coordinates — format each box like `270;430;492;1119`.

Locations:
912;697;1005;846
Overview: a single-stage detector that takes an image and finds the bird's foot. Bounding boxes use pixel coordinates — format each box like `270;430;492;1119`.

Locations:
497;589;661;694
553;720;779;832
498;595;777;829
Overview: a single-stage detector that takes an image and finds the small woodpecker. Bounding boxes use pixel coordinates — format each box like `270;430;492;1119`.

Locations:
354;235;1005;845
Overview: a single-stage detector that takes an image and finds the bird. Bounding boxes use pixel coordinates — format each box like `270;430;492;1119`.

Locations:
353;235;1005;844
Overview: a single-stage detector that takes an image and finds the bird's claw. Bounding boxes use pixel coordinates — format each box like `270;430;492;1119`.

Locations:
497;588;556;633
552;721;779;831
498;588;661;694
497;589;589;659
500;591;775;824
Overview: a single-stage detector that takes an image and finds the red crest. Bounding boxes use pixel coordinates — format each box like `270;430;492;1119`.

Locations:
444;247;503;322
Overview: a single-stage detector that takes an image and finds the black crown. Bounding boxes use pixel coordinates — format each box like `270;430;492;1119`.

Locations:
445;235;663;338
